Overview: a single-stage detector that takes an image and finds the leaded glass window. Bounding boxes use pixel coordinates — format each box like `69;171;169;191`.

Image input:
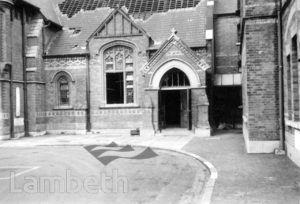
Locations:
58;76;70;105
160;68;190;88
104;46;134;104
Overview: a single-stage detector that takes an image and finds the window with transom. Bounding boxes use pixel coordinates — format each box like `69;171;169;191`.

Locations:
104;46;134;104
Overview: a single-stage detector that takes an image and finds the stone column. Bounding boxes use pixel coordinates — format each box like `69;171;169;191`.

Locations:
192;88;210;136
141;90;158;136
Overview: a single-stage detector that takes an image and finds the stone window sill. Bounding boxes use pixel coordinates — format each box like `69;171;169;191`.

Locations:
100;104;140;109
53;106;73;110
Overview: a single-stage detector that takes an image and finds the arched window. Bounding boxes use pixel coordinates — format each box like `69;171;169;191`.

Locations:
104;46;134;104
57;76;70;106
160;68;190;88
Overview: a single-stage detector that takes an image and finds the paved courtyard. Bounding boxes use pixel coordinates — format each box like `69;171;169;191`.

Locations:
0;131;300;204
0;133;193;149
0;145;208;204
184;130;300;204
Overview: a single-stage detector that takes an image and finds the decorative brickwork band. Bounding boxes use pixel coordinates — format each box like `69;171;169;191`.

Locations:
45;57;86;69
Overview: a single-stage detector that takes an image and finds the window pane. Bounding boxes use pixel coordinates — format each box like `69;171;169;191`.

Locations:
60;90;69;104
59;77;69;105
125;63;133;71
107;73;124;104
126;72;134;103
104;46;134;104
126;88;134;104
160;68;190;88
115;53;123;70
104;48;114;71
106;63;114;71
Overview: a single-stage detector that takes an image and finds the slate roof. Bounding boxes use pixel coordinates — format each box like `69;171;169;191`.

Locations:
41;0;210;56
24;0;61;26
136;1;207;49
46;7;112;56
57;0;202;18
46;0;207;56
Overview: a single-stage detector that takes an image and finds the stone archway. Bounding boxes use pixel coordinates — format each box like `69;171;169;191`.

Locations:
144;59;210;136
150;60;201;89
158;68;192;130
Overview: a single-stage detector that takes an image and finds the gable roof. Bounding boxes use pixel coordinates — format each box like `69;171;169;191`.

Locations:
88;8;149;40
46;0;207;56
142;32;210;74
136;1;207;49
46;7;113;56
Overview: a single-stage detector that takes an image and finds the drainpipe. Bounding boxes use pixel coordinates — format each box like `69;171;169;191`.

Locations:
8;65;14;138
21;7;29;137
85;41;91;132
278;0;285;150
9;7;14;138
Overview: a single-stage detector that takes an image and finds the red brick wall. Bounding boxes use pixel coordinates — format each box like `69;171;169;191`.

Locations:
241;1;280;141
44;56;88;133
243;0;277;17
0;5;54;137
244;20;280;140
282;0;300;166
88;36;149;130
214;16;240;74
0;5;26;137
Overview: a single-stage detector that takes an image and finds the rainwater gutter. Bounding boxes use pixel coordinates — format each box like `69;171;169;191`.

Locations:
21;7;29;137
85;41;91;132
9;6;14;138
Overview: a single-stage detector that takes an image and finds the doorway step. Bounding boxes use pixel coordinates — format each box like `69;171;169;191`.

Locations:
156;128;193;137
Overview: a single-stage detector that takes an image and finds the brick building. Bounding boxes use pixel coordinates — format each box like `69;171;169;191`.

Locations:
240;0;281;153
0;0;299;167
281;0;300;167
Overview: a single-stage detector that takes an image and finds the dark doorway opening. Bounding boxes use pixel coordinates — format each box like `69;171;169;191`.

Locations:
164;90;181;127
212;86;242;130
158;68;192;131
159;89;191;130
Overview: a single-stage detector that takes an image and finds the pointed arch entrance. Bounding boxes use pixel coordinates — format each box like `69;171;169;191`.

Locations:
158;68;192;131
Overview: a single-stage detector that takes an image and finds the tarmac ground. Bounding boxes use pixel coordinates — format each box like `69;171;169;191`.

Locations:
0;130;300;204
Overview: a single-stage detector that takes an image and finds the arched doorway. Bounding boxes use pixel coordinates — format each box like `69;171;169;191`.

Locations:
158;68;192;131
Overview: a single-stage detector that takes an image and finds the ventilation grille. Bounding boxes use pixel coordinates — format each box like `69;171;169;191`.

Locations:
58;0;201;18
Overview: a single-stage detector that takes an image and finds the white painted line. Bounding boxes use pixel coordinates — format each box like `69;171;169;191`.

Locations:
0;166;40;180
82;141;218;204
100;144;218;204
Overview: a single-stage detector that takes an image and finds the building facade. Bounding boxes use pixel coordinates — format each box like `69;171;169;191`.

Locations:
282;0;300;167
1;0;300;167
240;0;281;153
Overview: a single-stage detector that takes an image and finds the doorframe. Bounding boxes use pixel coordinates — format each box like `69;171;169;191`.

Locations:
158;88;192;132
